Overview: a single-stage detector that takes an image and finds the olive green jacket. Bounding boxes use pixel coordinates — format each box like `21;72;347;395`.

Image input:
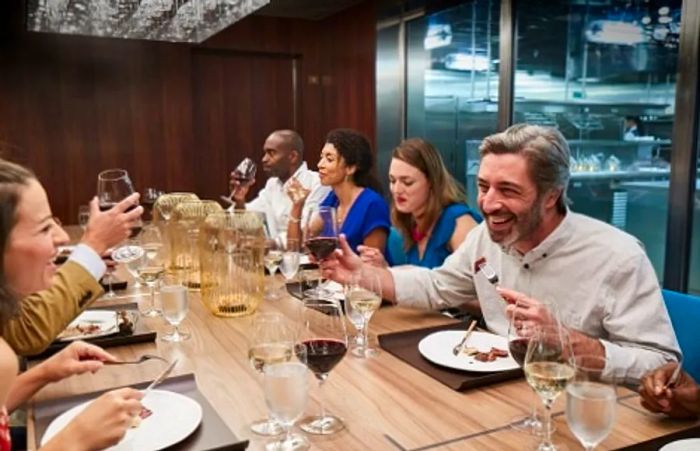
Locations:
1;261;103;355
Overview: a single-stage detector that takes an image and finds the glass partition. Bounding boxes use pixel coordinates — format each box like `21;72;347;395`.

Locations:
689;142;700;295
509;0;682;282
405;0;501;205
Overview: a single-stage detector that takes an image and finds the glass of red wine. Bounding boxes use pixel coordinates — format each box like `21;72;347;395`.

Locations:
296;298;348;435
302;206;338;298
224;158;257;206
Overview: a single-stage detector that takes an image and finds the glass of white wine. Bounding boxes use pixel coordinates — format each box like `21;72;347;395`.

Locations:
566;355;616;451
247;312;295;436
524;324;575;451
263;344;310;451
137;225;165;317
345;268;382;358
264;239;284;300
160;271;190;342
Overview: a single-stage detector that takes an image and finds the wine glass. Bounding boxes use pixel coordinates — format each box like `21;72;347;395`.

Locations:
160;271;190;342
566;355;616;451
247;312;296;436
303;206;338;298
136;225;165;317
524;324;575;451
297;298;348;435
279;239;301;283
263;343;310;451
233;157;257;186
97;169;142;239
142;187;164;221
345;268;382;358
77;205;90;231
264;238;284;300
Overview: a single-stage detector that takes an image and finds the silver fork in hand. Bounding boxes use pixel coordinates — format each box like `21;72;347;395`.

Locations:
104;354;168;365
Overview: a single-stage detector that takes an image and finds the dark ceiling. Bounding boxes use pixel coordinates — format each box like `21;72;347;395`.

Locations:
255;0;365;20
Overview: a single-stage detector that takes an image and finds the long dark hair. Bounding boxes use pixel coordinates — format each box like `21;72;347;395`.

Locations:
325;128;383;194
0;159;35;327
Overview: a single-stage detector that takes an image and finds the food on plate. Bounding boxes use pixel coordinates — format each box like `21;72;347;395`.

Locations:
130;406;153;428
57;323;102;340
473;347;509;362
117;310;136;335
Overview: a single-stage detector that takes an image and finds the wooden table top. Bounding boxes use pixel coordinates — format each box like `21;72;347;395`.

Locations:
27;260;696;450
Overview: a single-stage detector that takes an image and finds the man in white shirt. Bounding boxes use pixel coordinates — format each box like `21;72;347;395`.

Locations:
320;124;680;383
229;129;330;242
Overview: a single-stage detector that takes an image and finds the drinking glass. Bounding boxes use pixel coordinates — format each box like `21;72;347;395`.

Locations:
264;238;284;300
297;298;348;435
279;239;301;283
96;168;142;239
345;268;382;358
136;225;165;317
102;260;117;299
247;312;296;436
303;206;338;298
78;205;90;231
566;356;616;451
524;325;575;451
263;344;310;451
142;187;164;221
160;271;190;342
233;157;257;186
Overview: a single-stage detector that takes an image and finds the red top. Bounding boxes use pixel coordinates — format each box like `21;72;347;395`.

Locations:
0;407;11;451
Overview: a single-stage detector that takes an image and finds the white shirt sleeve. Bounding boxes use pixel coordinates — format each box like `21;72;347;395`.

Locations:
67;244;106;281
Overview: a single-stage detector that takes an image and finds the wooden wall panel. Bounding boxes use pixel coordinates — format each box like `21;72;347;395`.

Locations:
0;1;376;223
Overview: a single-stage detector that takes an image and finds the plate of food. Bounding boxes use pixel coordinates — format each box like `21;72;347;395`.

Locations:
57;310;119;341
418;330;519;372
660;439;700;451
41;390;203;450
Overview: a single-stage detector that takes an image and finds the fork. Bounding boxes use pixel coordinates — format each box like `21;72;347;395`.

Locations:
452;320;478;356
104;354;168;365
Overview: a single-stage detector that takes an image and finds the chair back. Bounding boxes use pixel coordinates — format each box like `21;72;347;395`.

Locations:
662;289;700;382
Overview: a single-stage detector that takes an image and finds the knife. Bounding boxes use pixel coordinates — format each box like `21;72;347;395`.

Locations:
142;359;178;396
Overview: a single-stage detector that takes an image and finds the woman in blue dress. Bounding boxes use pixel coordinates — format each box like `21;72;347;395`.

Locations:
287;129;390;254
360;138;480;268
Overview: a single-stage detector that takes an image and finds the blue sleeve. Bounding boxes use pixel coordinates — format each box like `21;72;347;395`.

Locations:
361;195;391;240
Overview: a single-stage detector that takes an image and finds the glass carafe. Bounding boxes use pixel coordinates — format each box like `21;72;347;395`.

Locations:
199;211;265;317
151;192;199;270
171;200;223;288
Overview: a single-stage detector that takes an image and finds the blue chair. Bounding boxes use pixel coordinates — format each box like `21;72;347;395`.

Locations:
662;289;700;382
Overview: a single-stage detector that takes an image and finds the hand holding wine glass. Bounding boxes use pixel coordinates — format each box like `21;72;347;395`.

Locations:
297;298;348;435
228;158;257;208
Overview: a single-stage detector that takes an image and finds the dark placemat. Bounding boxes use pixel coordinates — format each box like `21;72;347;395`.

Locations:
33;373;248;450
29;303;156;360
614;423;700;450
378;322;523;391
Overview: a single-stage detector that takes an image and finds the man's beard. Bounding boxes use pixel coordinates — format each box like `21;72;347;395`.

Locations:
486;195;544;250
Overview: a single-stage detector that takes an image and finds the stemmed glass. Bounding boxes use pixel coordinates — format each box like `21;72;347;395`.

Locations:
247;312;296;436
303;206;338;298
160;271;190;342
224;158;257;205
279;239;301;283
97;169;142;239
78;205;90;231
345;268;382;358
524;325;575;451
297;298;348;435
264;238;284;300
142;187;164;221
566;356;616;451
136;225;165;317
263;343;310;451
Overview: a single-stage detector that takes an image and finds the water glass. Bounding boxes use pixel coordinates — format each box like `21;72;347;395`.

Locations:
279;239;301;283
566;356;616;451
263;345;310;451
78;205;90;230
137;225;165;317
160;271;190;342
264;238;284;300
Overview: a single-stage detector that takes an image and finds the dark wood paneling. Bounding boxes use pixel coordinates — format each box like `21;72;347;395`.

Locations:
0;1;376;223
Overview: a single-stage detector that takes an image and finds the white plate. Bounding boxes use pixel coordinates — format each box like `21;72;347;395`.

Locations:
41;390;203;450
321;280;345;302
660;439;700;451
300;254;312;266
418;330;519;372
57;310;118;341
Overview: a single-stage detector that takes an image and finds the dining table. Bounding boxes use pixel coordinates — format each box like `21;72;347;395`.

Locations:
26;235;698;450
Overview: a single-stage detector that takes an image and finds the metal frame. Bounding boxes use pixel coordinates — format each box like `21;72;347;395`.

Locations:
497;0;515;131
663;0;700;292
